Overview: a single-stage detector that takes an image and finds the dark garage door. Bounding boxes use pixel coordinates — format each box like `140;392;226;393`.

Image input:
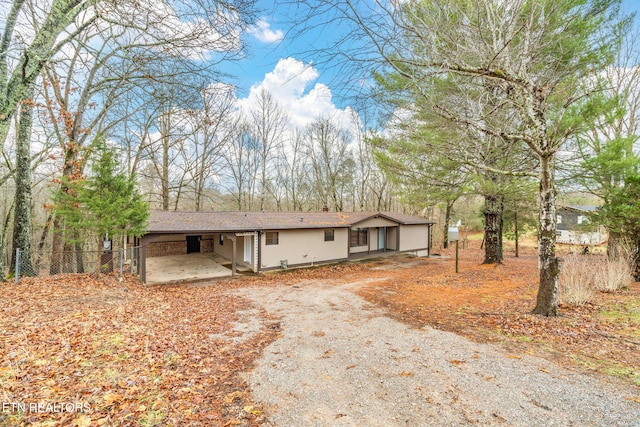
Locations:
186;235;201;254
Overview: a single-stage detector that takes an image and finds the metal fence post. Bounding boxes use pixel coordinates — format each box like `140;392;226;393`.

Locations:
15;248;21;284
141;246;146;283
130;247;134;274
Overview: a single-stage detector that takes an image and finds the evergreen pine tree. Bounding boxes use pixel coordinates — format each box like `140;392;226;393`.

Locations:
55;135;148;275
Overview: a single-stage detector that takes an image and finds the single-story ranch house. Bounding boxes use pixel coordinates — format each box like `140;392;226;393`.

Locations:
136;211;435;280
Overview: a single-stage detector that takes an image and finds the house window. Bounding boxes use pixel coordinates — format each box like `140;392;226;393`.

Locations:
266;231;279;245
578;215;589;225
324;229;335;242
557;215;562;224
350;229;368;247
219;234;224;245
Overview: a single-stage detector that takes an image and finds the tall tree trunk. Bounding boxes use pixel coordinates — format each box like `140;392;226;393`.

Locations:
483;194;503;264
0;203;12;282
514;206;519;258
35;211;53;272
63;240;75;273
50;216;64;274
634;238;640;282
95;236;103;276
162;135;169;210
10;85;35;276
50;139;84;273
499;197;504;258
0;240;5;281
533;155;560;316
0;237;5;282
260;164;266;211
606;230;625;260
75;238;85;274
195;177;203;211
443;200;453;249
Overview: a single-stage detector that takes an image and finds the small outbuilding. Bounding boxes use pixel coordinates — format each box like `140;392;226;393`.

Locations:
136;211;434;281
556;205;607;245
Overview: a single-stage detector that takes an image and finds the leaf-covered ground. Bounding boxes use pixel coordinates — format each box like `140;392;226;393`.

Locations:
2;237;639;426
0;274;279;426
355;237;640;387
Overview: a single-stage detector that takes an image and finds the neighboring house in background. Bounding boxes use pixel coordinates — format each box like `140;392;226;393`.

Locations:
556;205;607;245
137;211;434;280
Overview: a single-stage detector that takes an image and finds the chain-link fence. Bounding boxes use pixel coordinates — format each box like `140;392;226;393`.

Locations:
10;246;145;283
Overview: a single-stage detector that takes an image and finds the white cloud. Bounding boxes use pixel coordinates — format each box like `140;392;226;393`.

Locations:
248;18;284;43
238;57;355;131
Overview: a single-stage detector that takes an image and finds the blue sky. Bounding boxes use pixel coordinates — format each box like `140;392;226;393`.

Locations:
215;0;361;131
220;0;640;129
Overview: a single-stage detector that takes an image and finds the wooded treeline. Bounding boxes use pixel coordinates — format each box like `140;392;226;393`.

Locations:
0;0;406;280
121;86;397;214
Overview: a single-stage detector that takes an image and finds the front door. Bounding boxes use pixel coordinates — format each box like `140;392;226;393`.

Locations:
378;228;385;251
186;235;201;254
244;236;252;263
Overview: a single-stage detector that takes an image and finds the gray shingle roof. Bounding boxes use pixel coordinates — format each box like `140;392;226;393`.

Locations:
146;211;434;233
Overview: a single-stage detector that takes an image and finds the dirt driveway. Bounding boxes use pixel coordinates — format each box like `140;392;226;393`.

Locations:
234;278;640;426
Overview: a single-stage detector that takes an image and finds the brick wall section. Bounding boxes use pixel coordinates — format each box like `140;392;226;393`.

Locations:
147;241;186;257
201;238;214;253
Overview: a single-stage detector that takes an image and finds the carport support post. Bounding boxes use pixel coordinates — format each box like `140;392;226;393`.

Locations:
225;234;236;278
232;237;237;277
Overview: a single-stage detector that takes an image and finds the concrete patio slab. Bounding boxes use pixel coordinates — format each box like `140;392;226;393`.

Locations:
145;253;234;284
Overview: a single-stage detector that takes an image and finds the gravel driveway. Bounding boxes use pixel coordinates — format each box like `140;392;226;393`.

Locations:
235;278;640;426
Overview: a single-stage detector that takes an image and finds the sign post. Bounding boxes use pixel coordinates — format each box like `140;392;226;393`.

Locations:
448;227;459;273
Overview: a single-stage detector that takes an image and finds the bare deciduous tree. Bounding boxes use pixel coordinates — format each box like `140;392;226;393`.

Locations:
222;119;260;210
247;88;288;211
305;117;355;212
275;128;310;211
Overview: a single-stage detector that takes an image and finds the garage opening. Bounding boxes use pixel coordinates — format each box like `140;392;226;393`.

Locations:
186;235;201;254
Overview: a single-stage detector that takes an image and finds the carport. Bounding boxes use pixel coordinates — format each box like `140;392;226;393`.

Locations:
145;252;253;284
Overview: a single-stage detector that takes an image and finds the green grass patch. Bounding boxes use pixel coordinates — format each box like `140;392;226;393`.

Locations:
604;366;640;386
139;409;165;427
466;234;485;241
600;303;640;324
570;354;640;385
